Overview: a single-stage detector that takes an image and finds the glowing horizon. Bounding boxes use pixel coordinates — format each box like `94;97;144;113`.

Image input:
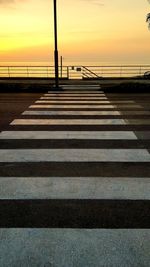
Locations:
0;0;150;64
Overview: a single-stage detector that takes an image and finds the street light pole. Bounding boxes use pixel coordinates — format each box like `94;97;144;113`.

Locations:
53;0;59;89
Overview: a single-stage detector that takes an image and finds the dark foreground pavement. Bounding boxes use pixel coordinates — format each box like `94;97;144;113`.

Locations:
0;85;150;267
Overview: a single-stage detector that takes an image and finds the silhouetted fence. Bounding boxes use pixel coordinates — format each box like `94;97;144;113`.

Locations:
0;65;150;79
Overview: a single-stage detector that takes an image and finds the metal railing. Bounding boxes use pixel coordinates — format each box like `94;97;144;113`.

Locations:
81;65;150;79
0;65;150;79
0;66;68;79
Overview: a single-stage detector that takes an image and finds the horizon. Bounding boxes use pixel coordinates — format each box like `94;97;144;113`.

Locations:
0;0;150;64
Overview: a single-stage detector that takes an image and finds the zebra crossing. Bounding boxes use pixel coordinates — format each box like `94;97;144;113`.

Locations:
0;84;150;266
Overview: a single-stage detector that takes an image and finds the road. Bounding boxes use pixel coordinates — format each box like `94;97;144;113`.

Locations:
0;85;150;266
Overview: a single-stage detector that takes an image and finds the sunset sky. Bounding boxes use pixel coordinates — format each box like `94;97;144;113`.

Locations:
0;0;150;64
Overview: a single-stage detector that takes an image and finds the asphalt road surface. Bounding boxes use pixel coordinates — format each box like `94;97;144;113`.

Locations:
0;85;150;267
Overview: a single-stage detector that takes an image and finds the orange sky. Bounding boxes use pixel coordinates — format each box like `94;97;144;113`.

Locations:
0;0;150;64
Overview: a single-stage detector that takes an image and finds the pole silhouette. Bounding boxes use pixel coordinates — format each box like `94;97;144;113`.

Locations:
53;0;59;89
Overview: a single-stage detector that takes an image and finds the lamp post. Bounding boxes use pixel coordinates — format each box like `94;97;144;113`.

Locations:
53;0;59;89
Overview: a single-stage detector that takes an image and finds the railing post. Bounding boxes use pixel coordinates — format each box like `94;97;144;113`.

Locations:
139;66;142;76
60;56;63;78
27;66;29;77
120;66;122;77
67;66;69;79
53;0;59;89
81;66;84;79
47;66;49;78
8;67;10;78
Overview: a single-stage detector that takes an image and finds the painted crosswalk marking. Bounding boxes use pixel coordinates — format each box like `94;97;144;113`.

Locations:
38;99;135;103
0;84;150;267
40;96;108;100
44;93;106;96
29;104;116;109
0;131;137;139
22;110;150;115
22;110;121;115
11;118;150;125
36;100;111;104
0;149;149;162
0;177;149;199
0;88;150;232
11;119;126;125
29;104;142;109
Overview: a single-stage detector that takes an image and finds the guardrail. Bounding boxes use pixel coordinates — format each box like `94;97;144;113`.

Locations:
0;66;68;79
81;65;150;79
0;65;150;79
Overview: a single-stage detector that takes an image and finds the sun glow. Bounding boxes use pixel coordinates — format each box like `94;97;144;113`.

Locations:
0;0;150;64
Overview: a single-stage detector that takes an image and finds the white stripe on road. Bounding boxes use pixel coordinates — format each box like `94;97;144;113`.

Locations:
22;110;121;115
11;119;126;125
29;105;115;109
61;89;102;91
0;131;137;139
40;97;108;100
0;177;149;199
36;100;111;104
0;229;149;267
23;110;150;115
0;149;149;162
11;118;150;125
44;94;105;97
29;104;141;109
38;100;135;104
